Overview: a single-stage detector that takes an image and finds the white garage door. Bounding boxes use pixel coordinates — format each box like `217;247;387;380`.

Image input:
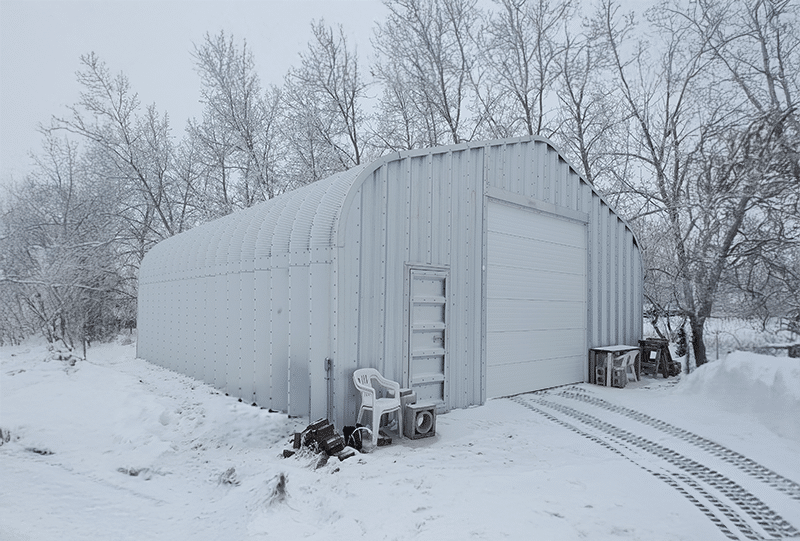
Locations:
486;201;587;398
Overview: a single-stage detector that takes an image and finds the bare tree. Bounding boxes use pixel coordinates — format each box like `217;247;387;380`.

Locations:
278;21;373;188
192;31;284;204
51;53;188;243
726;210;800;334
186;109;238;217
601;0;799;365
693;0;799;127
0;134;131;350
554;12;631;194
279;84;345;187
476;0;574;138
372;65;443;151
373;0;480;148
285;21;371;170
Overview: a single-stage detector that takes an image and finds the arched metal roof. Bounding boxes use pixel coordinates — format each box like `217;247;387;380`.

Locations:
139;165;368;284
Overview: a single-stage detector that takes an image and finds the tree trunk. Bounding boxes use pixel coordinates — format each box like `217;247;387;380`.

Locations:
689;315;708;367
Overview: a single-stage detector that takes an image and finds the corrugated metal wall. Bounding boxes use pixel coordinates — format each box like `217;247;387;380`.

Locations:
138;166;366;421
333;148;485;426
332;137;642;426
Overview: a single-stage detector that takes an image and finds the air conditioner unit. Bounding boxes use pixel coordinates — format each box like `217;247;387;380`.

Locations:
404;402;436;440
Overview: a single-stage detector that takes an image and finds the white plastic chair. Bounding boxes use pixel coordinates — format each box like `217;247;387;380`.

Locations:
353;368;403;445
616;350;639;383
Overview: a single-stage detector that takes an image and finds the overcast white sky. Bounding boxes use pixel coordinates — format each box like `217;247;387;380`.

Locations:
0;0;387;189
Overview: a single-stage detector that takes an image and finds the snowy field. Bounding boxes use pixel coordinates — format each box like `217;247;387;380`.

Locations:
1;339;799;541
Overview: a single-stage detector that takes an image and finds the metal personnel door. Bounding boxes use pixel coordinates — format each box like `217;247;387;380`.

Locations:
406;267;448;406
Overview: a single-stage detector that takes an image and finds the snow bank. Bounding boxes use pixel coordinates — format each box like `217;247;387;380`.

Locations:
1;340;299;540
2;342;291;461
676;351;800;441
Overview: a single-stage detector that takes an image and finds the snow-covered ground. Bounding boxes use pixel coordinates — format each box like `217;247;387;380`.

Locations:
1;339;798;540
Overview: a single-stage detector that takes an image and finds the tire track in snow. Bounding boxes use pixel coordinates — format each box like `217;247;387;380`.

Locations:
511;394;799;541
510;396;742;541
531;393;799;539
555;385;800;501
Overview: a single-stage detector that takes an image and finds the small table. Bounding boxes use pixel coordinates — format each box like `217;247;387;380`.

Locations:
589;345;640;386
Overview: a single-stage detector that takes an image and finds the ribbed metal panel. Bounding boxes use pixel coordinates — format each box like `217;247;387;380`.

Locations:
239;203;272;265
311;166;367;250
253;197;289;260
333;143;484;424
271;191;309;257
138;168;363;420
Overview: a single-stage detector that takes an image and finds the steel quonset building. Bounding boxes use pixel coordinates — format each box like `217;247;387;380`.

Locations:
137;136;642;428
